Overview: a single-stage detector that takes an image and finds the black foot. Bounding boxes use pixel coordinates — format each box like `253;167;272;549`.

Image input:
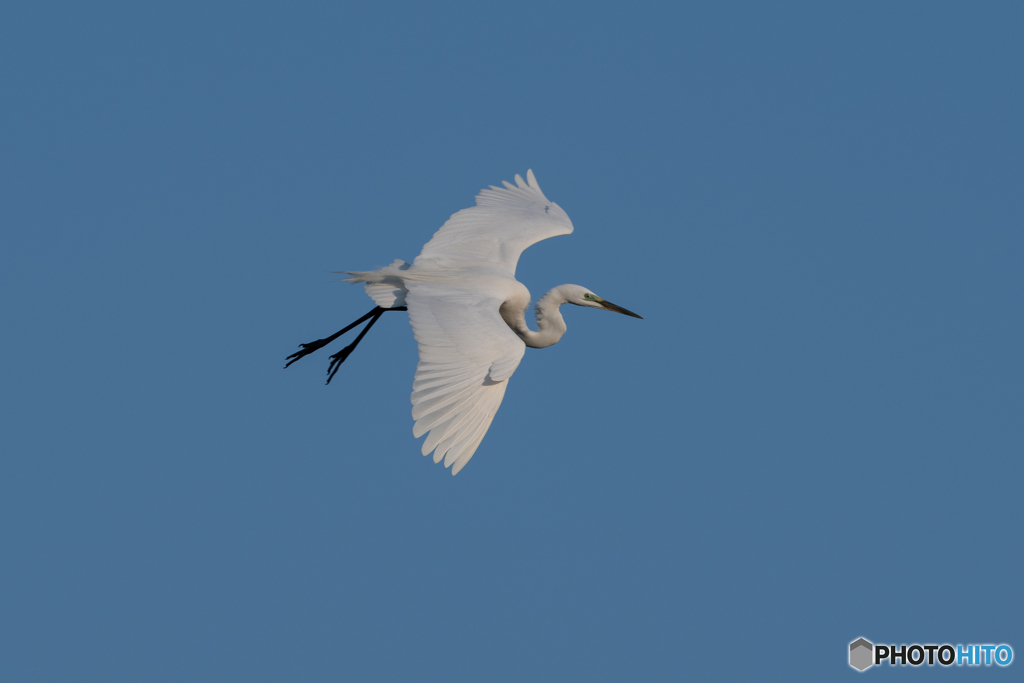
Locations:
326;343;358;384
324;307;385;384
284;306;407;382
284;307;382;369
284;337;332;368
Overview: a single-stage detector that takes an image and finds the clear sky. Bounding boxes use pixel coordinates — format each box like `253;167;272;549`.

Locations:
1;2;1021;681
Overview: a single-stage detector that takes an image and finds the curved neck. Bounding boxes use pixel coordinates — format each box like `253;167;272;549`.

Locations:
509;285;572;349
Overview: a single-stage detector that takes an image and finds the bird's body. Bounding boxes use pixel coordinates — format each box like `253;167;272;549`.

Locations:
288;170;640;474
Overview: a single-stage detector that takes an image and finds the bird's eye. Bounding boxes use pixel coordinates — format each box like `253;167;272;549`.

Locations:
584;293;593;300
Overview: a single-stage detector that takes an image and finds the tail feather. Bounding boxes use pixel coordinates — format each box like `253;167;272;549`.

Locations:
342;259;410;308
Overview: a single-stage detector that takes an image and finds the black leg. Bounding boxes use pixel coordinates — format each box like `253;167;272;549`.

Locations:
284;307;382;368
284;306;408;374
325;307;386;384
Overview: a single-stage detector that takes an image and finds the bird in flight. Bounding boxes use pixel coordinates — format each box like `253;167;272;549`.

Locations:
286;170;641;474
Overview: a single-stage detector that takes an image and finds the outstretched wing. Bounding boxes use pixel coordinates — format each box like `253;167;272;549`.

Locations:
405;280;526;475
413;169;573;276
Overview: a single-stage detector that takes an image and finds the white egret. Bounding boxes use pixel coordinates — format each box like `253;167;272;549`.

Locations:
286;170;641;474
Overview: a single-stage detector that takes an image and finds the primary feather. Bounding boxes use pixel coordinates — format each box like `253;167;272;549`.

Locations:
345;171;574;474
413;170;573;276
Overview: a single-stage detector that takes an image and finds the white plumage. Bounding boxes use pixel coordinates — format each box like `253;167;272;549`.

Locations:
297;170;641;475
413;170;573;275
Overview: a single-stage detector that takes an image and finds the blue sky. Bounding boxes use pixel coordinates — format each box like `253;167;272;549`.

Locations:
1;2;1021;681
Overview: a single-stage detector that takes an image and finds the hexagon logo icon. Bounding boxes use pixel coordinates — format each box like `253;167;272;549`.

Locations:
849;638;874;671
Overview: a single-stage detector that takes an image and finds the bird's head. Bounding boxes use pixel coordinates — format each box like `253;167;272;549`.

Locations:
562;284;643;319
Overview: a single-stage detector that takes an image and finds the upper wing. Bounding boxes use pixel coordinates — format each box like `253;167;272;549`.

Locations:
405;280;526;475
412;169;573;277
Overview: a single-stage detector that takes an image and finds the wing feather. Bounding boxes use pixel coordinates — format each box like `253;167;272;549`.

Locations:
412;169;573;276
349;171;574;474
405;281;526;474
